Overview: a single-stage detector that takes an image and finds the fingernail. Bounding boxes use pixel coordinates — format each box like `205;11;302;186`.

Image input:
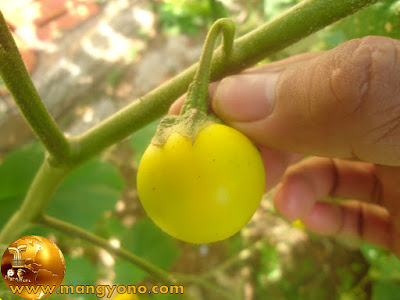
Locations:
212;73;279;122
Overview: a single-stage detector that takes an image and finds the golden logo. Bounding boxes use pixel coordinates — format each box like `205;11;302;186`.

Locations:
1;235;65;299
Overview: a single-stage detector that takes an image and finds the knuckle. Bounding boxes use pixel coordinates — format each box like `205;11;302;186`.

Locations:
327;38;374;117
326;37;400;163
354;38;400;162
328;37;400;115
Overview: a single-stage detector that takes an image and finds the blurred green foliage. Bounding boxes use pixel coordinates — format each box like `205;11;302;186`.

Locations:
361;244;400;300
157;0;228;35
0;143;44;228
329;0;400;41
47;159;124;230
114;218;180;285
130;118;161;164
264;0;301;21
263;0;400;61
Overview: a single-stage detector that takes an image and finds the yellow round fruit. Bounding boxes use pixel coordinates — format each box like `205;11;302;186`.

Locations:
137;123;265;243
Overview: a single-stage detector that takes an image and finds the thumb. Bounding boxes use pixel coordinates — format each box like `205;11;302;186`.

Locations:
212;36;400;166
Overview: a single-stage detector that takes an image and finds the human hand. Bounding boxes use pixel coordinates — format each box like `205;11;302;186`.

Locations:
170;36;400;257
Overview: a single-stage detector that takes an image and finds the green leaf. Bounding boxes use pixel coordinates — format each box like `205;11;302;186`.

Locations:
95;215;126;239
115;218;180;284
20;224;52;238
130;118;161;164
209;0;228;21
372;280;400;300
225;234;243;257
329;0;400;43
158;0;216;35
257;245;282;286
264;0;298;21
122;218;180;270
64;255;97;286
114;260;147;285
0;143;44;228
0;280;21;300
361;243;400;280
0;243;7;255
46;159;124;230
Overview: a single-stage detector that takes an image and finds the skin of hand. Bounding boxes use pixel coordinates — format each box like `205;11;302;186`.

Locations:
169;36;400;258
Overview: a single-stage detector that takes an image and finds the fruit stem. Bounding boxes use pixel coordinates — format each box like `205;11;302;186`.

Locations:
181;18;235;115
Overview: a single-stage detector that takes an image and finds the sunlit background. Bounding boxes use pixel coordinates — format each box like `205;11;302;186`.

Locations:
1;1;400;300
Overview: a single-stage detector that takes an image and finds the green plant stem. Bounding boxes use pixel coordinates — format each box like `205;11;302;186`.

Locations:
0;160;70;244
38;214;175;283
71;0;379;165
181;18;235;115
0;11;70;164
38;214;235;299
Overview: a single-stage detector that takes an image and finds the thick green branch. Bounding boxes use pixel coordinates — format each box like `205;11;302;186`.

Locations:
71;0;379;165
0;11;70;163
0;160;70;244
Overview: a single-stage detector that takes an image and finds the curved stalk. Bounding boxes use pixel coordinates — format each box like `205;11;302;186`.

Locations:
181;18;235;115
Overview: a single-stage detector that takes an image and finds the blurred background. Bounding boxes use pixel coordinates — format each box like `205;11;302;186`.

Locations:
1;0;400;299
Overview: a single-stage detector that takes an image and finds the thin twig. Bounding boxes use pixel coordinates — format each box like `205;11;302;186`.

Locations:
38;214;174;283
39;214;237;299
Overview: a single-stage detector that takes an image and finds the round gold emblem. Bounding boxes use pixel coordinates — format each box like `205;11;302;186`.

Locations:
1;235;65;299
